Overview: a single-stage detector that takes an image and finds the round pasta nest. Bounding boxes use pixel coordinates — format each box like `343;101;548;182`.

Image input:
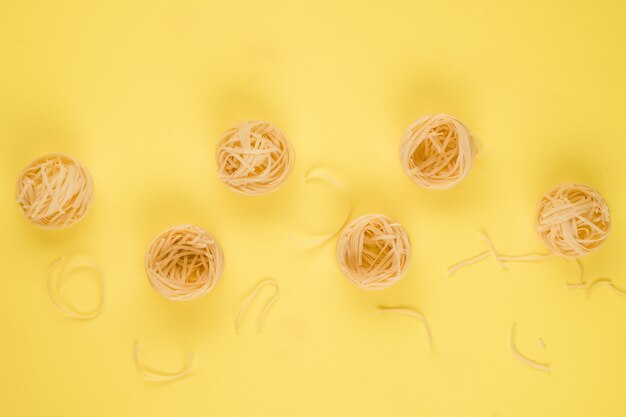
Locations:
536;183;611;259
336;214;411;290
16;153;93;229
145;225;224;301
400;114;475;189
216;121;294;195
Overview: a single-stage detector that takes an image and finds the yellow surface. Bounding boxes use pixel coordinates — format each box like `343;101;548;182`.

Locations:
1;0;625;416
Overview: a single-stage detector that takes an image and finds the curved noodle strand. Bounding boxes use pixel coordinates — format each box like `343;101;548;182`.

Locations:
290;168;352;249
133;343;194;382
47;257;104;319
585;278;626;299
448;233;550;276
235;278;280;333
510;323;550;372
379;306;433;349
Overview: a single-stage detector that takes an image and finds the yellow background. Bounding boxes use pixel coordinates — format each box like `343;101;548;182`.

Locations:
1;0;626;416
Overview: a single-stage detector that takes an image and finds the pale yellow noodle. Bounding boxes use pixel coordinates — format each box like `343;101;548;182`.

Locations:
399;114;476;189
290;168;352;249
337;214;411;290
585;278;626;299
510;323;550;372
447;250;490;276
47;257;104;319
536;183;610;259
235;278;280;333
133;343;193;382
16;153;93;229
215;121;295;195
145;225;224;301
448;233;550;276
378;306;433;349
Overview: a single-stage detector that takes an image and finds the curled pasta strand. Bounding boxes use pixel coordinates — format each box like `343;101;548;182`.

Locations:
585;278;626;299
448;233;550;276
47;256;104;320
133;342;194;382
510;323;550;372
235;278;280;333
379;306;433;349
290;168;352;249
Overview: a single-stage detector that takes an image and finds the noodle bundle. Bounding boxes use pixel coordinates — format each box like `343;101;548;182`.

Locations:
145;225;224;301
336;214;411;290
400;114;475;189
216;121;294;195
536;183;610;259
16;153;93;229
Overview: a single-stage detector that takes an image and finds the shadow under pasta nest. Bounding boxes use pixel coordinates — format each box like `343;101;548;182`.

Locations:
389;70;476;142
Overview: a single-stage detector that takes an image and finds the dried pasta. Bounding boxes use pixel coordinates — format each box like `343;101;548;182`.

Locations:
16;153;93;229
145;225;224;301
337;214;411;290
47;257;104;319
378;306;433;349
510;323;550;372
216;121;294;195
290;167;352;249
235;278;280;333
133;342;193;382
400;114;475;189
447;233;550;276
585;278;626;299
536;183;611;259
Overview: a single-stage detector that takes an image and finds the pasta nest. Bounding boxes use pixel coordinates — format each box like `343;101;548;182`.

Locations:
536;183;611;258
145;225;224;301
400;114;475;189
336;214;411;290
216;121;294;195
16;153;93;229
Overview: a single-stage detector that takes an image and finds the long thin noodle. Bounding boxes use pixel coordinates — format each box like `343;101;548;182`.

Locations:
585;278;626;299
133;342;193;382
510;323;550;372
447;251;490;276
566;259;586;288
378;306;433;349
235;278;280;333
47;257;104;319
448;233;550;276
290;168;352;249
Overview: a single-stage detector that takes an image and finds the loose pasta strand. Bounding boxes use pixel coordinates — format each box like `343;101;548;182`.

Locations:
448;233;551;276
510;323;550;372
447;251;490;276
235;278;280;333
378;306;433;349
290;168;352;249
47;256;104;319
585;278;626;299
133;343;194;382
566;259;586;288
